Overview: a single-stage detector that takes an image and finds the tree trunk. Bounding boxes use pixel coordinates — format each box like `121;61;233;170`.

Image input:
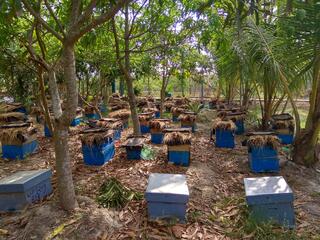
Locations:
293;51;320;166
160;82;166;118
49;44;78;211
124;4;140;135
53;123;78;210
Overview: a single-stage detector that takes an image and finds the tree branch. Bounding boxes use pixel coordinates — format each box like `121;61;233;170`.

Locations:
76;0;98;26
72;0;132;42
21;0;64;42
43;0;65;36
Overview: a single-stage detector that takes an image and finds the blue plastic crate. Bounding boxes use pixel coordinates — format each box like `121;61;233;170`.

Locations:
85;113;100;120
114;129;121;140
181;122;196;133
70;117;82;126
155;111;160;118
235;120;245;135
249;146;279;173
151;133;164;144
172;115;179;122
44;124;52;137
15;107;27;114
277;134;294;145
215;129;235;148
126;147;142;160
145;173;189;223
244;176;295;228
82;140;115;166
2;140;38;160
140;125;150;134
99;103;108;114
0;169;52;211
168;145;190;166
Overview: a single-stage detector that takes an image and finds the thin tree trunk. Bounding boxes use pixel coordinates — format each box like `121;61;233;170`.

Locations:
293;51;320;166
37;65;53;133
51;44;78;211
111;15;140;135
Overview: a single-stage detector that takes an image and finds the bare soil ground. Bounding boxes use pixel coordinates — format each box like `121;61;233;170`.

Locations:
0;110;320;240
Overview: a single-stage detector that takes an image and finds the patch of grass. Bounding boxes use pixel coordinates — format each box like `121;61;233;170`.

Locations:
96;178;143;209
209;196;306;240
188;209;202;223
310;192;320;198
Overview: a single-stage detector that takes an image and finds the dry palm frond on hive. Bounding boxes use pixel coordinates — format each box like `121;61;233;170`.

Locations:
136;97;148;108
96;120;123;129
0;112;26;123
0;103;23;113
109;109;131;120
212;118;236;131
142;107;158;113
272;120;295;131
178;114;196;122
138;113;154;122
84;105;96;114
80;129;113;146
0;125;37;145
171;107;186;115
174;97;189;106
164;101;174;110
247;135;281;150
163;132;191;146
146;96;155;102
149;120;166;130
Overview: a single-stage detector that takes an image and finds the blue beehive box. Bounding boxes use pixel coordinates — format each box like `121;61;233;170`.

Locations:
99;103;108;114
151;132;164;144
113;129;121;140
0;169;52;211
123;121;129;129
70;117;82;126
85;113;100;120
172;115;179;122
277;134;294;145
244;176;295;228
44;124;52;137
2;139;38;160
181;122;196;133
140;124;150;134
215;129;235;148
168;144;190;166
123;137;145;160
82;139;115;166
235;120;245;135
249;146;279;173
145;173;189;223
15;106;27;114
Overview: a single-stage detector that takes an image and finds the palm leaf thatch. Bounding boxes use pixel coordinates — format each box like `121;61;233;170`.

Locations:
248;135;281;150
0;112;26;123
163;132;192;146
0;125;37;145
96;120;123;129
0;103;23;113
109;109;131;120
212;118;236;130
138;113;154;122
142;107;158;113
178;114;196;122
171;107;186;115
149;120;166;130
80;129;114;146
